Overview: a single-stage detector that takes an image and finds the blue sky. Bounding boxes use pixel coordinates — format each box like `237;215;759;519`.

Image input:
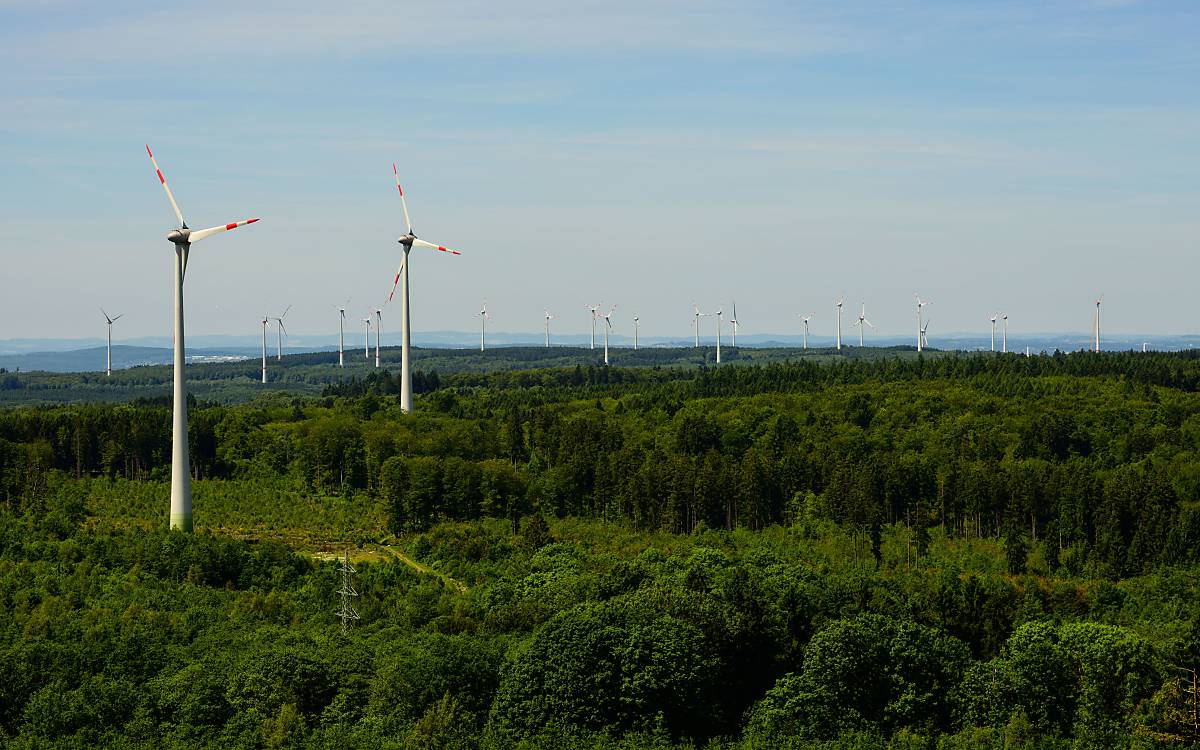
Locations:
1;0;1196;343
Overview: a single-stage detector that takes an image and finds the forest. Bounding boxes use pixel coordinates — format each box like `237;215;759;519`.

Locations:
2;350;1200;748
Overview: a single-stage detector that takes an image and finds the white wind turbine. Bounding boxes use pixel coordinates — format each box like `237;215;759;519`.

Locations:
146;144;259;532
271;305;290;362
714;307;723;363
915;294;930;353
544;309;555;348
853;304;873;346
385;163;461;413
989;314;998;352
1002;314;1008;354
336;300;349;367
479;301;490;351
633;315;640;350
799;313;814;350
729;301;739;346
362;317;372;359
921;318;931;350
599;306;616;365
835;296;844;351
374;307;383;368
586;303;600;349
1093;294;1103;353
692;304;706;347
101;308;123;376
260;314;269;383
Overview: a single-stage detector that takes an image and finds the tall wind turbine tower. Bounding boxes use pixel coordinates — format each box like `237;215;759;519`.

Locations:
374;308;382;368
714;307;723;364
854;304;873;347
836;296;844;351
271;305;290;361
385;163;461;413
543;310;554;348
587;303;600;349
799;313;813;350
989;314;997;352
260;314;269;383
599;306;615;365
336;301;348;367
633;315;640;350
1002;314;1008;354
729;302;739;346
479;301;490;351
146;144;259;532
692;304;705;347
101;309;123;376
1093;295;1103;353
915;295;930;353
362;317;371;359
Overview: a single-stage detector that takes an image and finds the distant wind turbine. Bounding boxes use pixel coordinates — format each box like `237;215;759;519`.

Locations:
336;300;348;367
362;317;371;359
479;301;490;351
835;296;844;351
374;307;382;368
271;305;290;362
633;315;640;350
599;306;616;365
145;144;260;532
799;313;813;350
260;314;269;383
587;303;600;349
101;308;122;377
921;318;931;350
692;304;706;347
714;307;723;364
853;304;873;347
1002;314;1008;354
1093;295;1103;353
915;294;930;353
730;301;739;346
544;309;554;348
989;314;997;352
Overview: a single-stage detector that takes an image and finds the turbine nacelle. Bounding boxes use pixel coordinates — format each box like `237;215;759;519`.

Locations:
167;229;190;244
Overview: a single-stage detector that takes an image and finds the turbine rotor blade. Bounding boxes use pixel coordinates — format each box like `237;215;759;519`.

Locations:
393;163;413;234
387;254;408;303
188;218;260;243
412;238;460;255
146;144;186;228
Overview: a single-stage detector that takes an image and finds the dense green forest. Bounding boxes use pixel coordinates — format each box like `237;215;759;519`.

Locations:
2;351;1200;747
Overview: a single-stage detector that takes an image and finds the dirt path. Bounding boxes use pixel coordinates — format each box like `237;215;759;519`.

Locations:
379;545;469;594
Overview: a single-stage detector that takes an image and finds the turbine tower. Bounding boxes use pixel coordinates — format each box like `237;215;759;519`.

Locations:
799;313;813;350
385;163;461;413
633;315;640;350
260;314;269;383
1002;314;1008;354
101;308;123;377
479;301;489;351
586;303;600;349
146;144;259;532
989;314;997;352
362;317;371;359
915;294;930;353
835;296;844;351
599;306;615;365
543;309;554;348
271;305;290;361
1093;295;1103;353
730;301;739;346
374;307;382;368
692;304;706;347
336;300;348;367
853;304;873;347
714;307;723;364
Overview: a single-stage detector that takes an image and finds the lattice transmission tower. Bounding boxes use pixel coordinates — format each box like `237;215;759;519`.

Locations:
335;549;360;635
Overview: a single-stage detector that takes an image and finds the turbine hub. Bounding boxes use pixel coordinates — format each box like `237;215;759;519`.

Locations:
167;229;190;244
398;234;415;246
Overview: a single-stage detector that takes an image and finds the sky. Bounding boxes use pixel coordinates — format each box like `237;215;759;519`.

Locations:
1;0;1197;344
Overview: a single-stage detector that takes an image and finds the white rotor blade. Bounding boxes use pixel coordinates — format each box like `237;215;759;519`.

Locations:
393;163;413;234
387;254;408;303
413;238;460;255
188;218;260;243
146;144;185;228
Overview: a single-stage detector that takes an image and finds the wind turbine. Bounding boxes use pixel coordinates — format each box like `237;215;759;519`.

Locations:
989;314;997;352
799;313;814;350
714;307;723;364
544;309;555;348
374;307;382;368
730;301;739;346
101;308;122;376
835;296;844;351
271;305;290;361
633;315;640;350
920;318;931;350
586;303;600;349
599;306;615;365
336;300;349;367
692;304;706;347
1093;295;1103;353
915;294;930;353
385;163;461;413
260;314;269;383
146;144;259;532
479;301;490;351
362;317;372;359
853;304;873;347
1002;314;1008;353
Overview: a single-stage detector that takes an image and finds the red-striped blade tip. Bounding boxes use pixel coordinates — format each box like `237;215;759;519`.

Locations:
145;144;153;157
